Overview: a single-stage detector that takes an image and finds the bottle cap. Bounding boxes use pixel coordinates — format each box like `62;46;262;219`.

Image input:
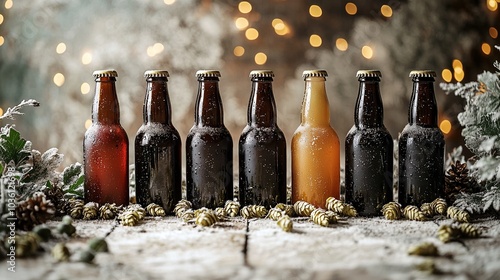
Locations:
92;69;118;78
249;70;274;78
302;70;328;79
409;70;436;78
356;70;382;78
196;70;221;78
144;70;169;78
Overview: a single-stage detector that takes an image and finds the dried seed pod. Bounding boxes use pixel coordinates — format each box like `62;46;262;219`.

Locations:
403;205;427;221
294;201;316;217
382;202;402;220
459;223;482;238
15;233;40;258
127;204;146;220
325;197;344;214
325;211;339;224
447;206;470;223
33;224;52;242
420;203;434;217
82;202;99;220
194;207;211;217
214;207;227;220
275;203;295;217
174;199;192;218
118;210;140;226
224;200;241;217
57;222;76;236
67;199;84;219
180;209;195;222
267;208;285;221
195;211;218;227
310;209;329;227
342;203;358;217
240;205;268;219
88;237;109;253
437;224;461;243
52;243;71;262
430;198;447;215
277;215;293;232
146;203;166;217
99;203;119;220
408;242;439;256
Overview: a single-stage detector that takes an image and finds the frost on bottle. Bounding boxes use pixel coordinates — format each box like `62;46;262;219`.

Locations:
399;70;445;206
239;70;286;207
292;70;340;208
186;70;233;209
135;70;181;213
84;70;129;206
345;70;393;216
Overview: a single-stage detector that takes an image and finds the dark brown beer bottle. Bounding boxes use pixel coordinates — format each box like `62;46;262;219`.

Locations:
84;69;129;206
135;70;181;213
345;70;393;216
186;70;233;209
399;70;445;206
239;70;286;207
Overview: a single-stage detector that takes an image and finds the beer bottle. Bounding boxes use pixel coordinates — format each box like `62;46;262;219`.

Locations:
135;70;181;213
239;70;286;207
84;69;129;206
398;70;445;206
186;70;233;209
345;70;393;216
292;70;340;208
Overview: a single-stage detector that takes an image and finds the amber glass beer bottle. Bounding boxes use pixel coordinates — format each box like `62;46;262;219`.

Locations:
399;70;445;206
84;69;129;206
135;70;181;213
292;70;340;208
239;70;286;207
345;70;393;216
186;70;233;209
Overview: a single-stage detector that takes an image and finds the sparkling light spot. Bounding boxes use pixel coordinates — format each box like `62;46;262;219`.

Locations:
254;52;267;65
234;46;245;56
441;69;452;82
487;0;498;11
454;69;464;82
309;34;322;47
82;52;92;65
5;0;13;9
235;17;249;30
345;3;357;15
0;36;4;46
245;28;259;40
362;46;373;59
81;83;90;94
164;0;176;4
56;43;66;54
85;119;92;130
272;18;283;28
489;27;498;38
482;43;491;55
309;5;322;17
0;14;4;25
381;5;393;17
336;38;348;51
239;1;252;14
53;73;65;87
452;59;463;70
440;119;452;134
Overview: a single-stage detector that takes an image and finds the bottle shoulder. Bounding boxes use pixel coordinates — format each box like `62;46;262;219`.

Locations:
239;125;286;144
399;124;444;142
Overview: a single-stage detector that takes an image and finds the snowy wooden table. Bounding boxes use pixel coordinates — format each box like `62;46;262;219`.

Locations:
1;216;499;280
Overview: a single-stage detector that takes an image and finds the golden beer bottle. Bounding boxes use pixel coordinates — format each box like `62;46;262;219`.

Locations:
292;70;340;208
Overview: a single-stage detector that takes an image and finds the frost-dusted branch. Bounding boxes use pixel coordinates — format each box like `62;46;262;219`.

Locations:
0;99;40;121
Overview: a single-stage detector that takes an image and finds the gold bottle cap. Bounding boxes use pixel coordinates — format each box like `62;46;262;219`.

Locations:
409;70;436;78
356;70;382;78
249;70;274;78
302;70;328;79
196;70;221;78
92;69;118;78
144;70;169;78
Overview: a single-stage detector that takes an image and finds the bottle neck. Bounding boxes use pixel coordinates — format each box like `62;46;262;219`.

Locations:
92;77;120;124
195;77;224;127
409;77;438;127
248;77;277;127
144;77;171;124
301;77;330;126
355;77;384;129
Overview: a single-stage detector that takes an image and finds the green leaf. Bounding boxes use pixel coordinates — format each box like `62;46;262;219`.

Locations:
62;162;83;185
0;127;30;167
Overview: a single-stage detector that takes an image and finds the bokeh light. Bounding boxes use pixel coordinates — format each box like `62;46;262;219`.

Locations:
82;52;92;65
345;3;357;15
439;119;452;134
245;28;259;40
235;17;249;30
233;46;245;56
487;0;498;11
254;52;267;65
81;83;90;94
53;73;65;87
336;38;348;51
309;5;322;18
481;43;491;55
85;119;92;129
164;0;176;5
441;69;452;82
239;1;252;14
309;34;322;47
0;36;4;47
381;5;393;17
5;0;13;9
362;45;373;59
56;43;66;54
0;14;4;25
489;27;498;38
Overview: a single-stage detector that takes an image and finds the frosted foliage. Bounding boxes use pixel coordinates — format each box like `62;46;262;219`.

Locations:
0;0;228;164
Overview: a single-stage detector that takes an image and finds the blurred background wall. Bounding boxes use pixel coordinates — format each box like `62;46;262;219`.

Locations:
0;0;498;174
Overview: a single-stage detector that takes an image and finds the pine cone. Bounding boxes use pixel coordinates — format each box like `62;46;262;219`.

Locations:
43;186;66;217
444;161;471;204
16;192;55;230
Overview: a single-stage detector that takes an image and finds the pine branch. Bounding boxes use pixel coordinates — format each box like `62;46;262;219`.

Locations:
0;99;40;121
